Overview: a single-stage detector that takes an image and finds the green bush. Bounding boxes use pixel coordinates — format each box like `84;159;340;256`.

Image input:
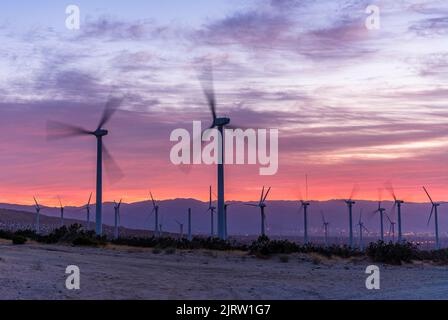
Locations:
366;241;417;265
12;235;27;245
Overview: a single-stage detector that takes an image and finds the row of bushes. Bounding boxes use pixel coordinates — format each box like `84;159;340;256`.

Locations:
112;235;247;251
2;225;448;265
366;241;448;265
248;235;362;259
0;224;107;247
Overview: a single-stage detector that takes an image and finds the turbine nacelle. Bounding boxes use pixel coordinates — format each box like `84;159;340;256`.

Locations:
92;128;109;137
213;117;230;127
345;200;355;206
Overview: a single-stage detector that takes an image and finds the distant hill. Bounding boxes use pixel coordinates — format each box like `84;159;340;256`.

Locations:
0;199;441;237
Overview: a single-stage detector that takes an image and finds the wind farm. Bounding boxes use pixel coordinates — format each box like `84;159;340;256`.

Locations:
0;0;448;302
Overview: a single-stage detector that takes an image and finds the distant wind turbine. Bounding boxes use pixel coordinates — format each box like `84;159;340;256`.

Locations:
187;208;192;241
385;213;396;242
83;192;93;230
47;97;124;236
372;201;386;242
423;186;443;250
175;220;184;239
150;192;160;237
58;196;64;227
343;185;358;247
298;175;311;244
205;186;216;237
33;197;42;234
321;210;330;247
386;183;405;242
245;186;271;237
113;199;122;240
358;209;369;251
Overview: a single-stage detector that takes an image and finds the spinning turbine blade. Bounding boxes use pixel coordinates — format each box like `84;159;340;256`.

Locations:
262;187;271;203
97;96;123;130
427;205;434;226
87;192;93;206
422;186;434;205
46;121;91;140
259;186;265;205
150;192;156;208
349;184;359;200
33;196;40;209
198;63;217;122
385;182;397;201
103;143;124;182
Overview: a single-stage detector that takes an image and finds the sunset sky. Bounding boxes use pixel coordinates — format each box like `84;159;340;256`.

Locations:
0;0;447;206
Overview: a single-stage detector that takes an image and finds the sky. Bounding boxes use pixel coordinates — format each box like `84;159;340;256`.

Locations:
0;0;447;206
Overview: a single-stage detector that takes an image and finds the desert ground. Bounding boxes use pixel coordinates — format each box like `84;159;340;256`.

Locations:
0;239;447;300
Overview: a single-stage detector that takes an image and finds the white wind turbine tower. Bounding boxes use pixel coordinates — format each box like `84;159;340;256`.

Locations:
205;186;216;237
358;209;369;251
386;183;405;242
385;213;396;242
58;196;65;227
321;210;330;247
197;65;246;240
150;192;160;237
175;220;184;239
343;185;358;248
372;201;386;241
33;197;42;234
299;175;311;244
245;187;271;237
423;186;444;250
187;208;193;241
113;199;122;240
83;193;93;230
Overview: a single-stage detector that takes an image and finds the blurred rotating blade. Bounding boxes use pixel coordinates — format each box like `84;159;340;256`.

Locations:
198;63;217;122
103;143;124;183
97;96;124;130
46;121;91;141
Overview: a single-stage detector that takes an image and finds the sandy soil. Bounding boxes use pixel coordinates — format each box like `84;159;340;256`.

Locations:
0;240;447;300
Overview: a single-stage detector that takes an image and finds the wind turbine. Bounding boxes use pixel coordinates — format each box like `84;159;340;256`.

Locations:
33;197;42;234
343;185;358;247
175;220;184;239
423;186;443;250
47;97;124;236
358;209;369;251
187;208;192;241
245;187;271;237
385;213;396;242
83;192;93;230
386;183;405;242
113;199;122;240
58;196;64;227
205;186;216;237
150;192;160;237
299;200;310;244
299;175;311;243
199;65;245;240
372;201;386;241
321;210;330;247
